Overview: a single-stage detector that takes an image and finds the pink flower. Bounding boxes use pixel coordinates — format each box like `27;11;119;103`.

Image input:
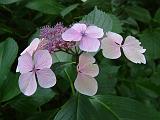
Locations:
17;50;56;96
62;23;104;52
74;53;99;96
101;32;146;64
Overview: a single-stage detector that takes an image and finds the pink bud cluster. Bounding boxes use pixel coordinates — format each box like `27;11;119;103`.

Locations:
39;23;75;53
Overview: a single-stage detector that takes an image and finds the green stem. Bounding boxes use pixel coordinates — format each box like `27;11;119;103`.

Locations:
64;69;75;95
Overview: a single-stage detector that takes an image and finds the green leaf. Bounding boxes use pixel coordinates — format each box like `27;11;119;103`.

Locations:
10;88;56;113
125;6;151;23
82;7;112;32
154;8;160;23
139;29;160;60
0;38;18;87
84;0;111;11
53;62;76;81
136;80;160;98
97;59;119;94
61;4;79;17
150;65;160;85
0;72;20;102
26;110;57;120
52;62;76;93
0;0;21;4
54;95;98;120
52;51;73;63
26;0;64;15
91;95;160;120
109;14;122;33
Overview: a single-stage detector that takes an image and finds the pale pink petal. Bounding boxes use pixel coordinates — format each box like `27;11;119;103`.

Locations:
62;28;82;41
36;68;56;88
17;52;33;74
19;72;37;96
16;66;19;72
21;38;40;56
74;73;98;96
101;37;121;59
86;26;104;38
79;64;99;77
123;36;146;53
34;50;52;70
107;32;123;45
78;53;95;69
72;23;87;33
79;36;100;52
122;36;146;64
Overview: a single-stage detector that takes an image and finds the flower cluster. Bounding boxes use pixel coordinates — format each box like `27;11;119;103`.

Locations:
16;22;146;96
39;23;75;53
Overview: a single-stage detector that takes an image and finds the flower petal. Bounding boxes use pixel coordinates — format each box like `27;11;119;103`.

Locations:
16;66;19;72
36;68;56;88
72;23;87;33
62;28;82;41
19;72;37;96
74;73;98;96
101;37;121;59
107;32;123;45
79;36;100;52
34;50;52;70
17;52;33;74
79;64;99;77
122;36;146;64
21;38;40;56
86;26;104;38
78;53;95;69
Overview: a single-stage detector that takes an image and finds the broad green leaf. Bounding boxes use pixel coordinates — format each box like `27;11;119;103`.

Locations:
0;72;20;102
52;62;76;93
0;23;13;35
26;0;64;15
150;65;160;85
52;51;73;63
52;62;76;82
154;8;160;23
54;95;98;120
10;88;56;113
109;14;122;33
0;0;21;4
82;7;112;32
0;38;18;87
136;79;160;98
26;110;57;120
61;4;79;17
139;29;160;60
125;6;151;23
97;58;119;94
91;95;160;120
84;0;111;11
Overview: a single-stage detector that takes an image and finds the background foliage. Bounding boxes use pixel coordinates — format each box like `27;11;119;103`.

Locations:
0;0;160;120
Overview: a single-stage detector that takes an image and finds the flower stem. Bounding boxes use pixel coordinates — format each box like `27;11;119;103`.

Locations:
64;69;75;95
